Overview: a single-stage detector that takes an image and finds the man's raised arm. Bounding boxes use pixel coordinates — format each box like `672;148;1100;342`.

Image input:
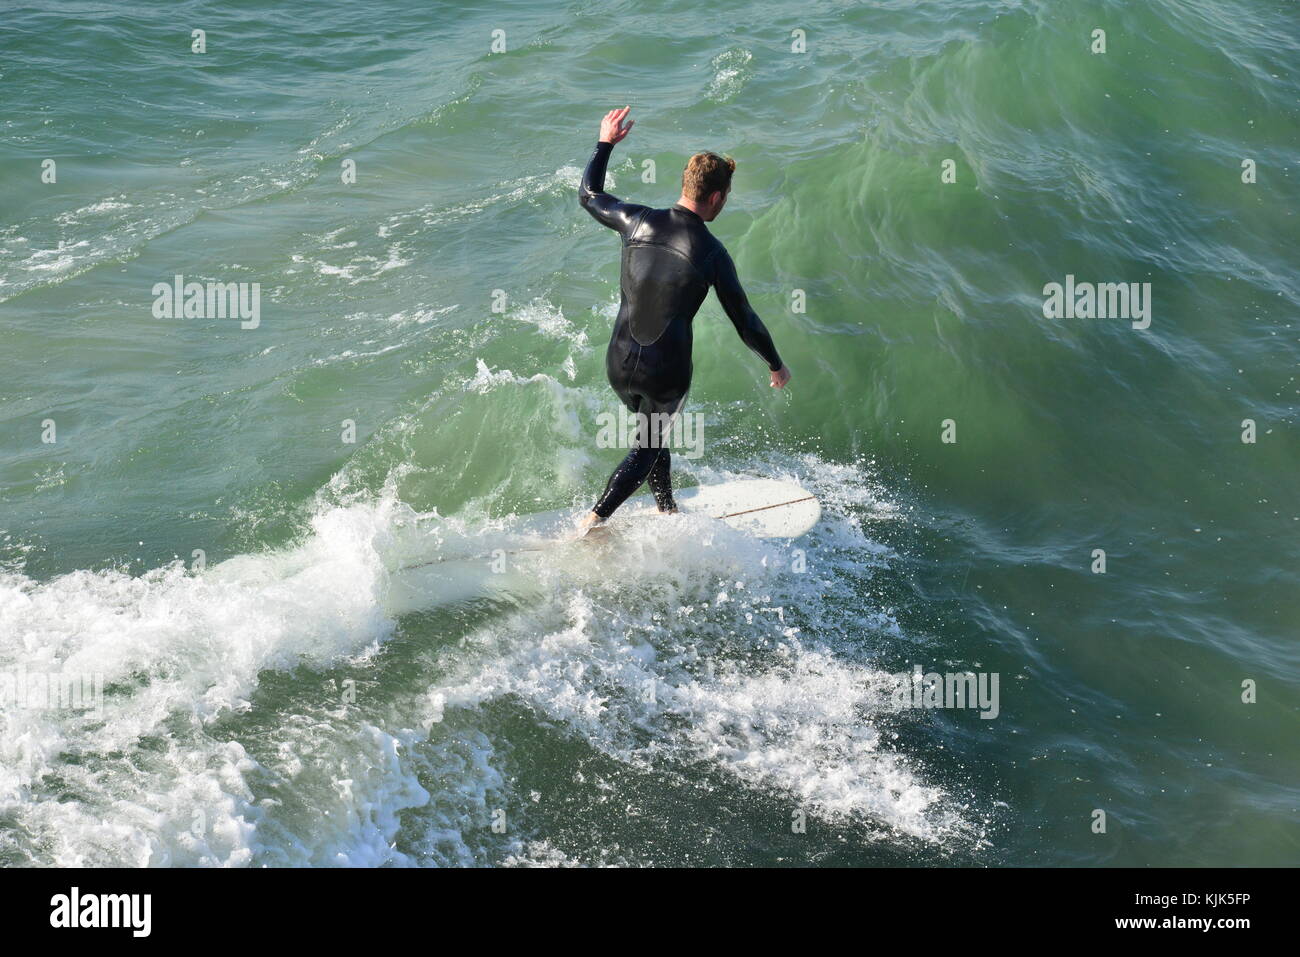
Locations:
578;107;646;235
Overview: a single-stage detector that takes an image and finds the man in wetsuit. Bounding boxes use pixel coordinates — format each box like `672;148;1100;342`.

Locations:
576;107;791;535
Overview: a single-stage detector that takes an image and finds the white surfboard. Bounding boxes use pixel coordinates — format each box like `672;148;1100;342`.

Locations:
401;479;817;567
605;478;819;538
487;477;818;544
383;479;819;614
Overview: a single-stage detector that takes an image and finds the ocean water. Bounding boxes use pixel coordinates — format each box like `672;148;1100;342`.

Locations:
1;0;1296;867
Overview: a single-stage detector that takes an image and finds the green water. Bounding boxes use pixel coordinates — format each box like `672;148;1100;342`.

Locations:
0;0;1296;866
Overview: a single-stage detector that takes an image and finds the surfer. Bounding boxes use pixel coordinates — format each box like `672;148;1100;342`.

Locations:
576;107;791;535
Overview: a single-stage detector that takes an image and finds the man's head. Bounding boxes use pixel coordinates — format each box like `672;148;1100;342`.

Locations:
679;151;734;221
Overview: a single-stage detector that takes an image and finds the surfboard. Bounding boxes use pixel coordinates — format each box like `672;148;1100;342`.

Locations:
383;479;819;614
475;477;817;546
599;478;819;539
399;479;819;569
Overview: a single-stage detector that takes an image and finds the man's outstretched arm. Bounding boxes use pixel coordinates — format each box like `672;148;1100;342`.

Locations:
579;107;647;235
713;248;792;388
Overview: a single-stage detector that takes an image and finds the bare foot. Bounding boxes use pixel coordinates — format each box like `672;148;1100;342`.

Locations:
575;510;605;539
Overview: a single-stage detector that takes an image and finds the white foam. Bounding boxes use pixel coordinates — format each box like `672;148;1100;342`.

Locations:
415;482;980;852
706;48;754;102
0;457;983;865
509;298;590;349
0;498;405;865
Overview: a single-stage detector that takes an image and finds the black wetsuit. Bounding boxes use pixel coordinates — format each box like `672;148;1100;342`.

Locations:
579;140;783;519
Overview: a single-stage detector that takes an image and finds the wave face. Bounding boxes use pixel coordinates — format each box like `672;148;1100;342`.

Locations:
1;0;1296;866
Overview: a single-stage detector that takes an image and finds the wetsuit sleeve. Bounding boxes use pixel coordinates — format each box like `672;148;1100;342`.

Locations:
579;140;648;236
711;247;784;371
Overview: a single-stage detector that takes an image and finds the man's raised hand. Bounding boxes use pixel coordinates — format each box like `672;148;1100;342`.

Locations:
599;107;634;146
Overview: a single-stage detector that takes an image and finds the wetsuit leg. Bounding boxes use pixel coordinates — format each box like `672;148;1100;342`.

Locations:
594;311;691;520
592;392;685;519
647;448;675;512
